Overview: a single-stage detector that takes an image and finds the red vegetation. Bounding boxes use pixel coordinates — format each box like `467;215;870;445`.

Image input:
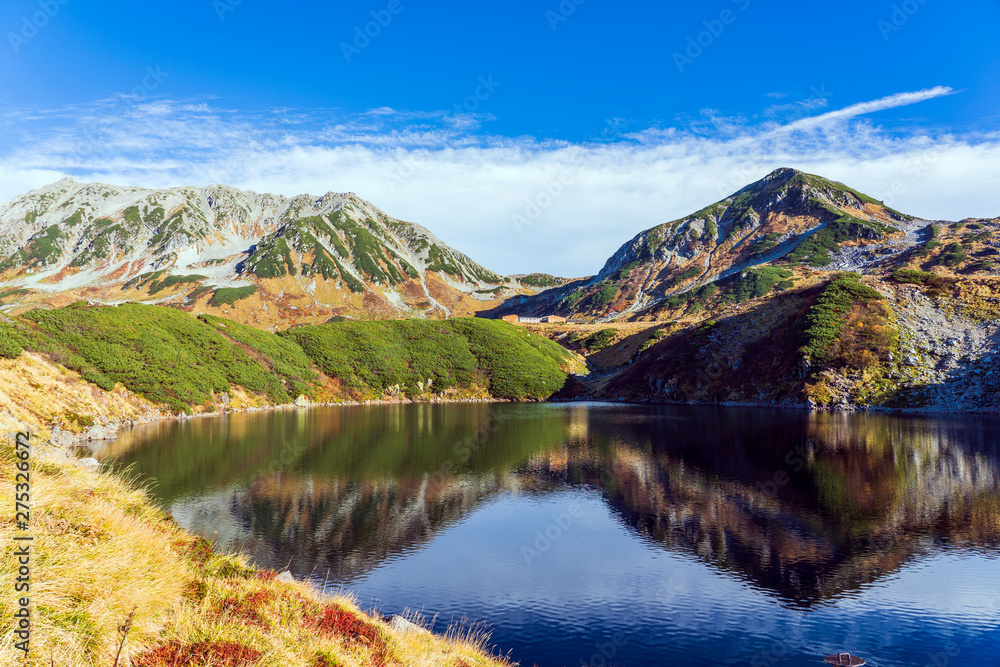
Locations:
217;591;275;627
182;580;207;601
173;536;213;566
307;605;389;666
135;640;262;667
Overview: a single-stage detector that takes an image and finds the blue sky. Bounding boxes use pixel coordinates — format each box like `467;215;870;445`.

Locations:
2;0;999;276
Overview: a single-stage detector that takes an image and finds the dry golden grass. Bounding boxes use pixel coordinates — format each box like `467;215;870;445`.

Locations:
0;435;512;667
0;352;164;438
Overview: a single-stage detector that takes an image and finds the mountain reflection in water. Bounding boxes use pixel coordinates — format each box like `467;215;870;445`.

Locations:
98;403;1000;665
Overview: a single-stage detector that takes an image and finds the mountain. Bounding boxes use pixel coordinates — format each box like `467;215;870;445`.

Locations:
487;168;926;320
0;178;556;326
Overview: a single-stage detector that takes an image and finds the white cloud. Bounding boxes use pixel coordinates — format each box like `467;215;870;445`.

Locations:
780;86;954;132
1;88;996;278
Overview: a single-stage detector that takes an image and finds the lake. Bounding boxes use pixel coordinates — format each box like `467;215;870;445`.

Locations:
92;403;1000;667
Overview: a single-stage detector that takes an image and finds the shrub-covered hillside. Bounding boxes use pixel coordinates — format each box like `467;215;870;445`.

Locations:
282;317;575;400
0;303;577;411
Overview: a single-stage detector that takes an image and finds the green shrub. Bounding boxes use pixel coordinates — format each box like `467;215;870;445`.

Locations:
664;282;718;314
199;315;318;398
667;266;702;288
520;274;562;288
800;274;893;369
149;274;206;295
283;318;571;400
582;281;620;309
938;242;968;268
447;319;570;399
208;286;258;307
23;304;289;410
891;268;936;284
613;261;640;281
5;305;573;407
721;267;794;304
0;321;26;358
754;232;783;254
583;328;617;352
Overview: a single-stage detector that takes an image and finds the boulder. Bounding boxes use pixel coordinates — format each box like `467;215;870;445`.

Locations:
50;425;77;449
384;615;430;636
276;570;295;583
84;423;119;441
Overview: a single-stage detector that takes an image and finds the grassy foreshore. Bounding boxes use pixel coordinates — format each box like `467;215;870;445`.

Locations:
0;304;581;666
0;427;512;667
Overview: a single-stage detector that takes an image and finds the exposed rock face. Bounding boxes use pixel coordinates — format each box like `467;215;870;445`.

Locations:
0;179;549;324
545;276;1000;414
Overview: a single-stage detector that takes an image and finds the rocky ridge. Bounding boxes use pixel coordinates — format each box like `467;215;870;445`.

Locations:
484;168;990;321
0;178;554;325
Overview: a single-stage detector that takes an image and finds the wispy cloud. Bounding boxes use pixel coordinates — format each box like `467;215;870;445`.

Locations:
1;87;995;278
780;86;955;132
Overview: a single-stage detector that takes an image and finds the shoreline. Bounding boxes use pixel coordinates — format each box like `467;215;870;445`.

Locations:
0;431;511;666
555;396;1000;417
61;394;523;450
69;390;1000;453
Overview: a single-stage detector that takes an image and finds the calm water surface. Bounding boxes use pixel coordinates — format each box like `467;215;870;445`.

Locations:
94;403;1000;667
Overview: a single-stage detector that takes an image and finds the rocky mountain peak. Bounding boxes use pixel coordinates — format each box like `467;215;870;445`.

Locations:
489;169;924;321
0;180;540;324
